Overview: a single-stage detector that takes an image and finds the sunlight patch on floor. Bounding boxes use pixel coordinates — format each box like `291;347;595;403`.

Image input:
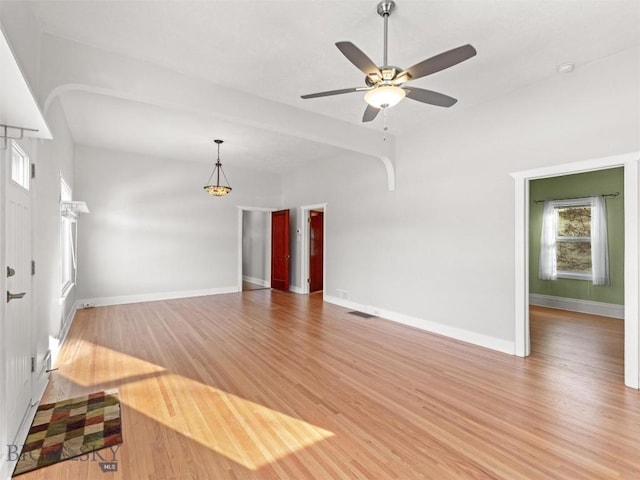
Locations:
57;341;334;470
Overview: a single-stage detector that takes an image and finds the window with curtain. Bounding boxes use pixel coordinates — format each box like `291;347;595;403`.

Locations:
539;196;609;285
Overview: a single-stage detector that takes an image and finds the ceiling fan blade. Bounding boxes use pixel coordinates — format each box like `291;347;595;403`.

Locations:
362;105;380;122
336;41;381;77
404;87;457;107
301;87;361;99
400;44;477;81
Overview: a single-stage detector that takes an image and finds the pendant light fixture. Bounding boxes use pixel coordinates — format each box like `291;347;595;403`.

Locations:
203;139;232;196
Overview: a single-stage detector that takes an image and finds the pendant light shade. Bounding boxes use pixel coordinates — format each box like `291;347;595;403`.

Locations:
204;139;232;197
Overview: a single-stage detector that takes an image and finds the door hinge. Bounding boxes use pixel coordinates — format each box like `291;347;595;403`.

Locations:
307;278;310;283
31;357;36;373
307;217;311;223
31;260;36;276
31;163;36;179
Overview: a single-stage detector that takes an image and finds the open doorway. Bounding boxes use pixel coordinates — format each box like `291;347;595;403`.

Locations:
239;208;271;291
528;168;624;379
300;204;327;296
512;152;640;389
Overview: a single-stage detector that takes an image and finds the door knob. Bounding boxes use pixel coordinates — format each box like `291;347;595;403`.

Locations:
7;291;26;303
6;266;15;277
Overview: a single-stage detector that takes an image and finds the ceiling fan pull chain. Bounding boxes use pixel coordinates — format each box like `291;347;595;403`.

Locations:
383;108;389;141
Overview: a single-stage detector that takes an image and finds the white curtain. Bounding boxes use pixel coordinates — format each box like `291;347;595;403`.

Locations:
591;195;609;285
538;200;557;280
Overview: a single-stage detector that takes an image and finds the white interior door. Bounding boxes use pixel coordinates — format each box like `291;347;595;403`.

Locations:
5;141;33;443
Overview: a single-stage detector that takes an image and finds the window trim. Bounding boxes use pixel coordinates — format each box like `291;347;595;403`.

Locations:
60;176;75;299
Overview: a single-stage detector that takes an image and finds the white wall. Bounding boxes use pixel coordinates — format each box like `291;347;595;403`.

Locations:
34;98;76;368
0;1;41;92
283;46;640;352
242;210;270;285
74;145;282;303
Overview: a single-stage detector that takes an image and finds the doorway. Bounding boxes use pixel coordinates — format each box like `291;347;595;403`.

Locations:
300;203;327;296
241;209;271;291
528;167;625;378
512;152;640;388
237;207;292;293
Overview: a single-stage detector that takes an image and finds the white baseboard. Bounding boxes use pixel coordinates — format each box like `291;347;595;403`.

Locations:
50;299;80;368
62;299;79;341
77;286;239;309
242;275;270;288
529;294;624;319
289;285;305;294
325;295;515;355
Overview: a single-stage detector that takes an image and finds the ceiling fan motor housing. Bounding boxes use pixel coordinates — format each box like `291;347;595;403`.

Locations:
365;67;398;86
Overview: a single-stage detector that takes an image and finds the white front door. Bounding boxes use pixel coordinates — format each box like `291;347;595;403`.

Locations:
5;140;33;443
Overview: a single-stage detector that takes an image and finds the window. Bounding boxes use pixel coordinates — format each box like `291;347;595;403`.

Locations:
60;177;76;297
10;141;30;190
539;196;609;285
556;205;592;279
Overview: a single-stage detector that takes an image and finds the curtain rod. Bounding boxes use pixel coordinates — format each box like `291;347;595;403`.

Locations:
533;192;619;204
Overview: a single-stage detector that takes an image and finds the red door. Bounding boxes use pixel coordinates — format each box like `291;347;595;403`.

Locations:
309;210;324;292
271;209;290;291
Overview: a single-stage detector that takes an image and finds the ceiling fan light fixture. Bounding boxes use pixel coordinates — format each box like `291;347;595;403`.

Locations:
364;85;406;109
300;1;477;123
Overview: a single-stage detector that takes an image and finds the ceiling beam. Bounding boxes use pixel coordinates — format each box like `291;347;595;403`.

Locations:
40;34;396;190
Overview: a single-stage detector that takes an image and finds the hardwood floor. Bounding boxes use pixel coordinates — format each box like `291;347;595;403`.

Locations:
18;294;640;479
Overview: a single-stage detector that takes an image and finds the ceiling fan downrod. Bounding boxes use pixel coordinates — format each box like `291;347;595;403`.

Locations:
377;0;396;67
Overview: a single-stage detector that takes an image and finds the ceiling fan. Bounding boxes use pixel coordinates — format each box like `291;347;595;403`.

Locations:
301;0;477;123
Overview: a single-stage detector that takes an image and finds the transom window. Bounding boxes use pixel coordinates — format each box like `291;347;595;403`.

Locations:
10;141;30;191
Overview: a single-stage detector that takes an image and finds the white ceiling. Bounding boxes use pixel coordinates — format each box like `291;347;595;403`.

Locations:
29;0;640;172
58;89;350;175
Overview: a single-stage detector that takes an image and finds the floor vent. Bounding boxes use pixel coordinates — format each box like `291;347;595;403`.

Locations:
348;311;376;319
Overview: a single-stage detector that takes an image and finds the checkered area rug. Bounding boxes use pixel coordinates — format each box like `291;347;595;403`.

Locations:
13;389;123;476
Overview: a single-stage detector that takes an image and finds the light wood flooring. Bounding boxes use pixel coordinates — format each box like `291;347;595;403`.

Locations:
19;293;640;479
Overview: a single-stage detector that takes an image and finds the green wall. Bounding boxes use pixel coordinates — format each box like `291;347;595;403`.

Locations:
529;168;624;305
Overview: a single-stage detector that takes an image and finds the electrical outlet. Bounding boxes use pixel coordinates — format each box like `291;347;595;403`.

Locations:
82;301;95;308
